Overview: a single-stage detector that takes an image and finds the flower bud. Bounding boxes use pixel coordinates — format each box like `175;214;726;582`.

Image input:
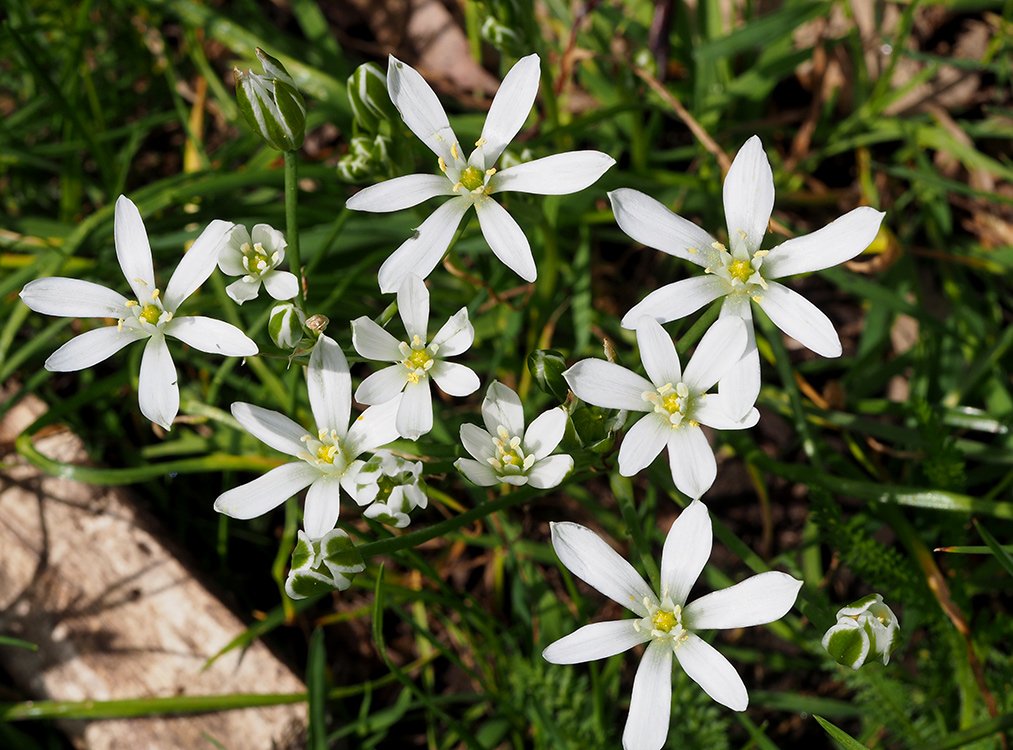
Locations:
269;302;306;349
306;313;329;335
336;134;393;183
528;349;569;403
822;594;899;669
285;529;365;600
347;62;398;133
235;48;306;152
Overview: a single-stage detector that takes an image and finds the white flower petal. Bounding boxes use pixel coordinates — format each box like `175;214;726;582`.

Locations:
351;317;402;361
635;316;682;385
44;326;144;372
387;55;457;162
717;296;760;420
226;277;262;304
163;220;233;311
345;395;401;456
429;361;480;397
478;53;540;166
474;198;536;283
527;454;573;489
460;423;495;462
762;207;886;279
303;476;342;539
723;135;773;257
308;334;351;434
377;196;470;293
756;281;842;357
542;620;649;665
251;223;286;253
684;571;802;630
675;633;748;711
397;273;429;341
355;365;408;405
137;334;179;430
114;195;156;303
523;407;567;460
231;402;309;458
481;381;525;436
617;415;669;477
622;640;673;750
213;461;320;521
660;500;711;607
490;151;615;195
20;278;129;319
549;522;654;617
164;316;258;357
346;173;455;213
563;360;654;413
263;270;299;301
608;188;717;266
218;230;249;275
666;426;715;500
694;398;759;430
455;457;499;486
396;381;433;440
620;276;729;330
682;316;747;393
430;307;474;356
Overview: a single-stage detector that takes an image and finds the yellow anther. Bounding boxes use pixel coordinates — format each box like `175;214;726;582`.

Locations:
475;137;487;148
151;288;160;299
406;372;421;384
125;300;138;308
450;142;460;160
751;295;763;303
316;445;339;463
485;167;497;176
438;157;447;173
687;247;698;254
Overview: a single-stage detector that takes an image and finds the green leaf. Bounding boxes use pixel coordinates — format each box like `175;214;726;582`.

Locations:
814;716;868;750
0;636;38;652
974;519;1013;577
306;627;327;750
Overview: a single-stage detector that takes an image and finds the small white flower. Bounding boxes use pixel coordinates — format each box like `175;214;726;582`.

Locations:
352;274;479;439
346;54;616;292
822;594;900;669
543;502;802;749
350;451;428;528
214;334;400;539
455;381;573;489
18;196;258;430
612;135;885;418
564;317;756;501
218;223;299;304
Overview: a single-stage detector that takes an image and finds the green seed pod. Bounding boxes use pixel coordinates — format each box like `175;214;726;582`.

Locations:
235;48;306;152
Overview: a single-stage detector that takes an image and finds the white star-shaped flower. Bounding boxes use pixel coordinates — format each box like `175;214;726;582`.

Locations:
214;334;400;539
218;223;299;304
543;501;802;750
19;195;258;430
612;135;885;418
564;317;756;501
351;274;479;439
455;381;573;489
346;53;616;292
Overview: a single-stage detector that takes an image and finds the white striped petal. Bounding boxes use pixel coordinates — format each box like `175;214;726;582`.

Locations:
163;220;232;311
137;334;179;430
308;334;351;434
621;276;729;329
481;381;525;437
164;316;258;357
542;620;649;664
684;571;802;630
303;476;342;539
618;415;669;477
622;640;673;750
549;522;654;617
523;407;567;460
756;282;842;357
527;454;573;489
355;365;408;405
660;500;711;607
346;173;455;213
387;56;457;163
635;317;681;386
20;277;129;319
213;461;320;521
478;53;540;166
762;207;885;279
608;188;716;266
489;151;615;195
397;273;429;341
430;308;473;356
564;360;653;413
723;136;773;258
231;402;308;458
455;457;499;486
474;198;536;283
44;326;144;372
460;423;495;462
345;395;401;456
666;426;715;500
429;361;479;397
716;295;760;420
226;278;261;304
114;195;156;303
674;634;748;711
396;380;433;440
352;317;402;361
377;196;470;293
682;317;747;393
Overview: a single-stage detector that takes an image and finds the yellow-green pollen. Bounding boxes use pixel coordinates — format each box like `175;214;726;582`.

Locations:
302;428;344;469
459;166;485;191
652;609;678;632
140;304;161;324
407;349;432;369
400;335;437;385
728;259;752;283
316;444;339;463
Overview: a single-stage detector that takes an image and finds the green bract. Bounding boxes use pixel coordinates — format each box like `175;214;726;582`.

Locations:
235;48;306;152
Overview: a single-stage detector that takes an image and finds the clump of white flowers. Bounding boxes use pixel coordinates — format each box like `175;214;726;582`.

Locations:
350;451;428;528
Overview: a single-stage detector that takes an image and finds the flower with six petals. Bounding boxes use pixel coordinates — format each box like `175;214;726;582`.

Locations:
218;223;299;304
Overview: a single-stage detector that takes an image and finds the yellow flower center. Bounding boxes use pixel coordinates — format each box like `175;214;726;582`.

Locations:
316;444;339;464
407;349;432;369
661;393;681;413
459;165;485;191
643;383;697;429
489;426;535;475
140;304;162;324
729;259;752;283
652;609;678;632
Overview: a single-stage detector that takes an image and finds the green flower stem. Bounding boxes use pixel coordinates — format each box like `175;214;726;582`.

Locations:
284;149;304;306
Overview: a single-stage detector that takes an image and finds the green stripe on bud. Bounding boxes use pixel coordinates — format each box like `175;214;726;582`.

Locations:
822;593;900;669
235;48;306;152
269;302;306;349
347;62;397;133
